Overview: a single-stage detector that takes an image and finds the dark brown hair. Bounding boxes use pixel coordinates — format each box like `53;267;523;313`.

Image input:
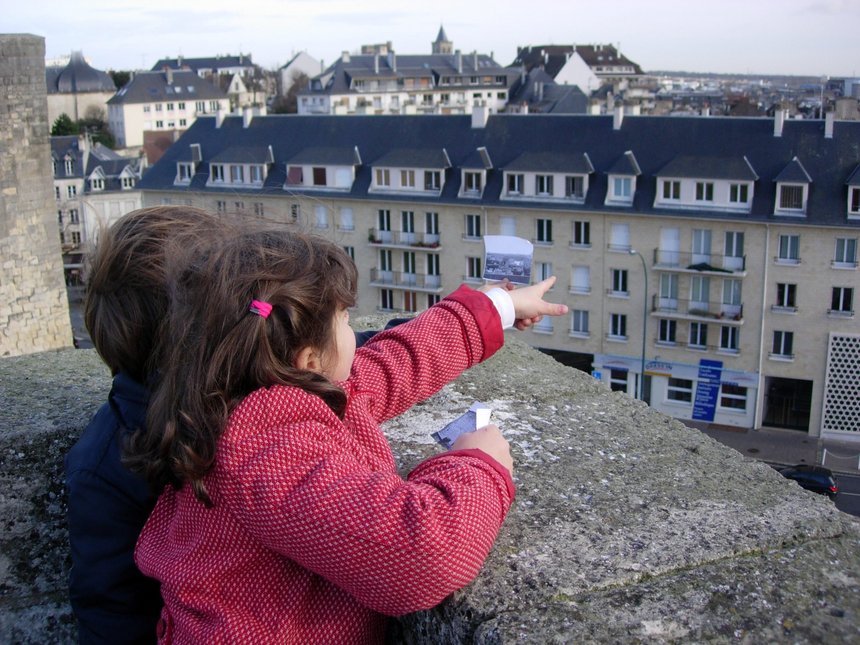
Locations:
128;226;358;504
84;206;223;383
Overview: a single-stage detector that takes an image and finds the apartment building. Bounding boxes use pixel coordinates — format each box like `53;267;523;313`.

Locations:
107;70;230;148
299;28;518;115
51;135;144;282
136;110;860;441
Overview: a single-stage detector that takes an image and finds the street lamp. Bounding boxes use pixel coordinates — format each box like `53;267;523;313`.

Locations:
629;248;648;401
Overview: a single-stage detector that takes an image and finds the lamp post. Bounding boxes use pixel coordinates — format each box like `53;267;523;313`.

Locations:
629;248;648;401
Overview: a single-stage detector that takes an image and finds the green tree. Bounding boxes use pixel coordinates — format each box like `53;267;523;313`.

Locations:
51;113;79;136
110;70;131;89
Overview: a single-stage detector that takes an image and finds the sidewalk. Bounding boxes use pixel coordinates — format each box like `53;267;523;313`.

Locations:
684;421;860;474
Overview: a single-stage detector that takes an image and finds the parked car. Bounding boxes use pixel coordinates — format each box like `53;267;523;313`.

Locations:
779;465;838;500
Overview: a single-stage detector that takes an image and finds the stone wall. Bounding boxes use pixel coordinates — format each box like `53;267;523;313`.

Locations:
0;34;73;357
1;334;858;643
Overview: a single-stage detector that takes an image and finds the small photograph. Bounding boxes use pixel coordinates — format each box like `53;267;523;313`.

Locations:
483;235;534;285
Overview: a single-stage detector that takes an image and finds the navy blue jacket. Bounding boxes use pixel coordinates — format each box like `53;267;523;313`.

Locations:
65;373;161;644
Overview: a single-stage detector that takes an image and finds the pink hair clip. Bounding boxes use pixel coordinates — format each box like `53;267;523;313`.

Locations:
249;300;273;319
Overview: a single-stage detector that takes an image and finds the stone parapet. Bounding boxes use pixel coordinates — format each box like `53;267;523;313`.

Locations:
1;336;858;643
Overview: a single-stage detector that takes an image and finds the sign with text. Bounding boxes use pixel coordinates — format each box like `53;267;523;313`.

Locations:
692;359;723;422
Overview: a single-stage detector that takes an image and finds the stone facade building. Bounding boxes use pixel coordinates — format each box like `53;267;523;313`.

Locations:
0;35;73;357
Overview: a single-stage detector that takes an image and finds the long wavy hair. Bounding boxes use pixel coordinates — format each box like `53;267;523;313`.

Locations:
127;226;357;505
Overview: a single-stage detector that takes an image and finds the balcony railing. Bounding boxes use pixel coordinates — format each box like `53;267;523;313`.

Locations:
369;269;442;291
368;228;441;248
651;295;744;322
652;249;746;274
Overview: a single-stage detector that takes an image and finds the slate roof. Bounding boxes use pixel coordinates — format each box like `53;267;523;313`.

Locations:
286;147;360;166
774;157;813;183
656;156;758;181
138;113;860;227
51;136;86;179
607;151;641;176
86;156;144;191
108;71;226;105
847;164;860;186
507;68;588;114
505;152;593;174
210;146;273;164
510;44;643;78
373;148;451;169
151;55;254;73
46;51;115;94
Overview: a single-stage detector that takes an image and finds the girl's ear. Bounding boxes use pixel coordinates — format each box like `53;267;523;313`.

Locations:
293;346;323;373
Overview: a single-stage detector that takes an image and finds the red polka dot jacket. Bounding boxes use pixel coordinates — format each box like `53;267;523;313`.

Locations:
135;286;516;643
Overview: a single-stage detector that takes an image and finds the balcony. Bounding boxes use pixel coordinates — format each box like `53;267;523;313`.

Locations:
368;228;441;249
651;295;744;324
369;269;442;291
652;249;746;275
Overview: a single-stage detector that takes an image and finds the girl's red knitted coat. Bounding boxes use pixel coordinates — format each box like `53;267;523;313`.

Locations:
135;287;515;643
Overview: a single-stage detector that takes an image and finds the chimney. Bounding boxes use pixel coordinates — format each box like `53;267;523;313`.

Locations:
215;106;226;128
613;102;624;130
166;68;173;84
537;82;544;102
242;106;253;128
773;108;787;137
374;54;379;74
456;50;462;74
825;111;835;139
178;54;183;67
473;51;478;70
388;51;396;72
471;101;489;128
701;106;710;117
341;50;350;63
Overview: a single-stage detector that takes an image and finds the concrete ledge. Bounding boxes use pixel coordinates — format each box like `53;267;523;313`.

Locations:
1;335;859;643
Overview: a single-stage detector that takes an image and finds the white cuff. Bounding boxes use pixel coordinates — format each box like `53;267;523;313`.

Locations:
485;288;515;329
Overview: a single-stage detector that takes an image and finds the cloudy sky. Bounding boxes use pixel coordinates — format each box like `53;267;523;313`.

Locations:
8;0;860;77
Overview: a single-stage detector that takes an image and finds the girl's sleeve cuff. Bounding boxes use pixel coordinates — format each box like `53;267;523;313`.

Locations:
484;288;515;330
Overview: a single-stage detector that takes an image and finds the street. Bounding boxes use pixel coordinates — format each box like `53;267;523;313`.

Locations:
834;471;860;518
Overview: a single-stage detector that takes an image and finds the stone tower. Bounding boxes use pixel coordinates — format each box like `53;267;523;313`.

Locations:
432;26;453;55
0;34;73;356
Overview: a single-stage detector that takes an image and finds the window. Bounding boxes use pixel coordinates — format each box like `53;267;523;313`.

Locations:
209;100;219;111
66;209;79;224
427;294;441;307
64;159;75;175
658;319;677;344
378;209;391;231
211;164;225;182
195;101;206;112
401;169;415;188
427;253;440;276
234;201;245;212
465;213;482;239
507;173;523;195
57;210;63;225
536;174;554;196
466;256;482;280
850;187;860;214
91;177;104;191
121;177;135;189
380;289;394;311
155;103;163;112
155;120;164;128
834;238;857;267
662;180;680;200
536;218;553;244
424;171;441;191
611;269;628;295
71;231;81;245
216;200;227;213
772;331;794;358
464;171;482;194
379;249;393;272
343;246;355;261
610;369;629;393
55;186;60;199
609;313;627;340
425;211;439;235
612;177;632;199
178;102;186;110
667;378;693;403
571;266;590;294
777;234;800;263
692;229;712;262
536;262;553;282
67;185;77;198
566;176;585;199
830;287;854;315
775;283;797;310
779;184;804;211
403;291;419;313
290;204;300;221
142;105;151;113
720;326;739;352
689;322;708;349
177;163;193;182
571;310;589;336
314;205;328;229
376;168;390;187
573;221;591;247
339;207;354;231
695;182;714;202
690;276;710;306
166;102;175;111
719;384;747;411
724;231;744;270
659;273;678;305
722;279;742;309
312;167;326;186
254;202;264;217
402;251;416;275
609;223;630;251
179;119;187;127
729;183;749;204
401;211;415;236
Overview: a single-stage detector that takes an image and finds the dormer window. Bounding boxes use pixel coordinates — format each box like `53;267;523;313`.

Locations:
662;180;680;200
250;165;264;185
121;177;135;189
230;165;245;183
424;171;441;191
90;178;104;191
565;176;586;200
695;182;714;202
507;173;523;195
65;159;75;175
611;177;632;201
376;168;390;187
774;157;811;216
730;183;750;204
176;162;194;184
848;186;860;218
463;171;483;196
535;174;553;196
211;164;225;183
778;184;805;212
400;170;415;189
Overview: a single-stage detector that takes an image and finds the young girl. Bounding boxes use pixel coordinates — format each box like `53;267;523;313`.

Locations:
131;227;567;643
